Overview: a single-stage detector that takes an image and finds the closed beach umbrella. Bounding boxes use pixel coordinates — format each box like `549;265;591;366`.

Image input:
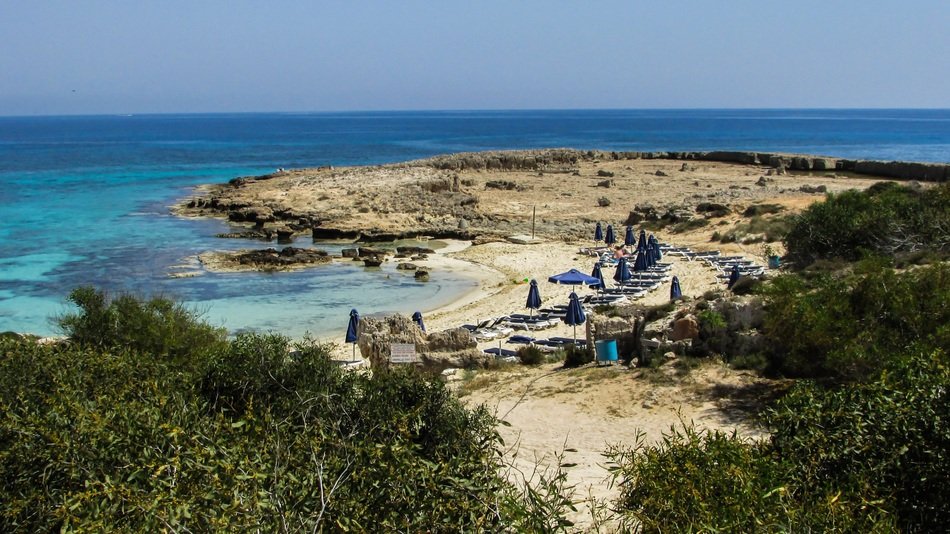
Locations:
633;250;650;272
525;279;542;316
594;222;603;242
613;257;632;284
646;235;658;267
563;292;586;344
345;308;360;361
590;263;606;291
412;311;426;333
727;264;741;289
605;224;616;245
624;226;635;247
653;239;663;262
637;229;647;251
670;276;683;300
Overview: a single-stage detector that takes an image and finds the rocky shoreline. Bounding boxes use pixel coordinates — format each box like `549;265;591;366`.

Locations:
173;148;944;273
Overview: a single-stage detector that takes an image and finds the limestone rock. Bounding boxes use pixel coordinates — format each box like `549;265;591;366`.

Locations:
799;184;828;194
357;315;489;372
341;248;359;258
275;227;294;244
396;262;418;271
670;315;700;341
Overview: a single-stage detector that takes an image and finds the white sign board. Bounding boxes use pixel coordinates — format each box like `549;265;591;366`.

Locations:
389;343;418;364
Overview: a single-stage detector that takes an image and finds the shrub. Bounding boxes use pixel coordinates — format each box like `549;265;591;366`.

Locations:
56;286;227;367
517;345;545;365
761;263;950;380
562;344;594;368
766;350;950;532
607;427;792;532
670;218;708;233
729;275;761;295
784;181;950;266
743;203;784;217
3;292;576;531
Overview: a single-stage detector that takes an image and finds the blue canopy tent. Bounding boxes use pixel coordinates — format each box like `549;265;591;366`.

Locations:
613;257;632;285
594;222;603;242
412;311;426;333
604;224;616;245
525;279;542;316
563;292;586;344
624;225;635;247
727;264;741;289
590;264;606;292
345;308;360;362
670;276;683;300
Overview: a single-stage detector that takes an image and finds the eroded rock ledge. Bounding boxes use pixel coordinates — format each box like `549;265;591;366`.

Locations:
199;247;331;272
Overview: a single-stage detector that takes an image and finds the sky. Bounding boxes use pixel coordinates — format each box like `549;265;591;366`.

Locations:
1;1;948;115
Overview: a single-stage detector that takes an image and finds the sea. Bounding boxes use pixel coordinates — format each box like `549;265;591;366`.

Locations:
1;109;948;339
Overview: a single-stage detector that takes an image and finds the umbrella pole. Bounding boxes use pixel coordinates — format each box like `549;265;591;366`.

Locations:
351;343;356;362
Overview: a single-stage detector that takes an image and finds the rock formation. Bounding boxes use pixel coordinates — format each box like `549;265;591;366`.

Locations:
356;314;490;372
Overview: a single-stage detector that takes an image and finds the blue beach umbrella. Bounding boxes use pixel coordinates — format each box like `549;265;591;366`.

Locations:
548;268;601;286
670;276;683;300
613;257;632;285
727;264;741;289
633;250;650;272
591;264;606;291
637;229;647;251
563;292;587;344
653;239;663;262
594;222;603;242
604;224;616;245
345;308;360;361
624;226;635;247
525;279;542;316
412;311;426;333
646;235;658;267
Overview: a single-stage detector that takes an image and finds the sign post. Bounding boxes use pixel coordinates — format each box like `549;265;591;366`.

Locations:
389;343;418;364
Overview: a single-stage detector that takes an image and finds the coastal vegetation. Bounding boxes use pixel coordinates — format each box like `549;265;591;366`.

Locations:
606;182;950;532
0;293;573;531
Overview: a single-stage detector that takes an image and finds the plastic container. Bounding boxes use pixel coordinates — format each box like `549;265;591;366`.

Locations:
768;255;781;269
595;339;618;363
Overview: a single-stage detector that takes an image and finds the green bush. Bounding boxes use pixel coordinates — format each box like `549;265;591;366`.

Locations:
762;262;950;380
784;181;950;266
517;345;545;365
743;203;785;217
766;350;950;532
1;292;575;531
56;286;227;367
562;344;593;368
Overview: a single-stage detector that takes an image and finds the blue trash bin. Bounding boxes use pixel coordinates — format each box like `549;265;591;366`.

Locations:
595;339;618;364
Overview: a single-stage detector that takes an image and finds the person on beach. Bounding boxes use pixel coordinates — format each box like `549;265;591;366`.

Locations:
613;245;626;260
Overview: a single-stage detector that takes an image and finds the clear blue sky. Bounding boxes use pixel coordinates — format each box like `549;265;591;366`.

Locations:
1;1;948;115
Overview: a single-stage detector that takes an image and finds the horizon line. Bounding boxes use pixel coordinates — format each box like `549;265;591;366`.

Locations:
2;106;949;120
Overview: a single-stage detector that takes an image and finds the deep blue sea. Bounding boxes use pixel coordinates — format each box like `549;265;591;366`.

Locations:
1;109;948;338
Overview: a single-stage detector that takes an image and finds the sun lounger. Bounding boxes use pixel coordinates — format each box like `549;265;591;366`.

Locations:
507;335;536;344
483;347;518;358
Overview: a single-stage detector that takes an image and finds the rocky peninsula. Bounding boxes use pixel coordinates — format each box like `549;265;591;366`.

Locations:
175;149;944;260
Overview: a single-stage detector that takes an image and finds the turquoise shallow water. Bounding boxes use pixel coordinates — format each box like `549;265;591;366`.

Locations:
0;109;948;338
